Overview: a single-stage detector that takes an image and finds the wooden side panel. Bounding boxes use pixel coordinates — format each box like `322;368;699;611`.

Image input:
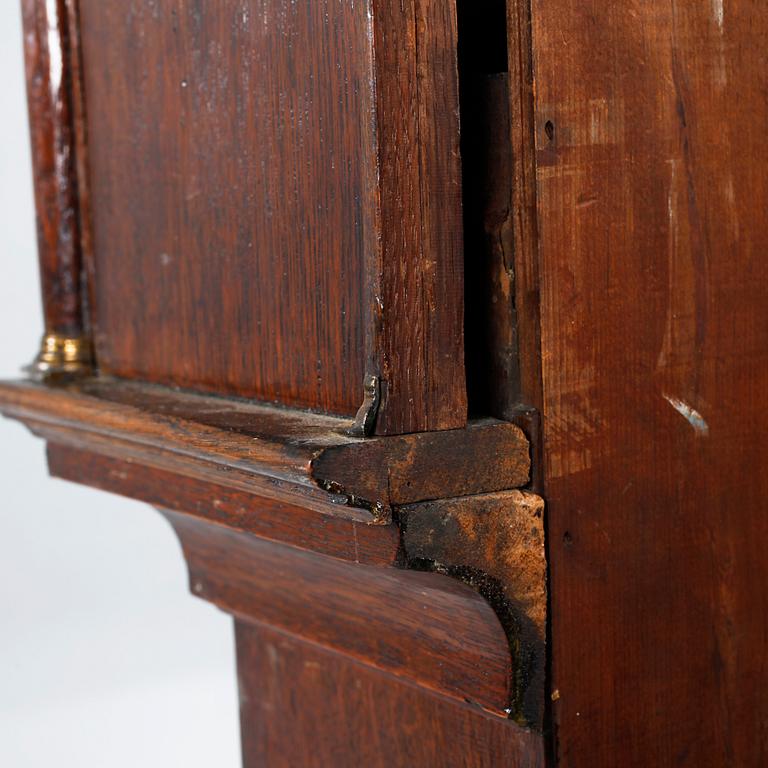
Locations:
78;0;376;415
236;622;545;768
372;0;466;434
529;1;768;765
74;0;466;428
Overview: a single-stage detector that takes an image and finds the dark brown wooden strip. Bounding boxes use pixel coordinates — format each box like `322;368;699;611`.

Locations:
47;444;400;566
0;379;530;516
313;420;530;507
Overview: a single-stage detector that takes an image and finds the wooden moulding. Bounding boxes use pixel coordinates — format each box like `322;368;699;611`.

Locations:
0;377;544;731
0;379;529;521
159;509;512;713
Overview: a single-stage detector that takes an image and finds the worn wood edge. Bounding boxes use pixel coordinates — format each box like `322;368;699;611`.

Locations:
370;0;467;435
506;0;544;412
162;508;514;716
312;419;531;507
2;379;544;724
0;379;530;519
46;443;401;566
400;490;547;729
0;378;372;520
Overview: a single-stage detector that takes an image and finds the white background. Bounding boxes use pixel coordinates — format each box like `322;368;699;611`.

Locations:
0;4;241;766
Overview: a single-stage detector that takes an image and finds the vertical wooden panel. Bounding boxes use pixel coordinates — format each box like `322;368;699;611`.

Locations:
529;1;768;765
236;622;545;768
370;0;466;433
78;0;376;415
74;0;466;430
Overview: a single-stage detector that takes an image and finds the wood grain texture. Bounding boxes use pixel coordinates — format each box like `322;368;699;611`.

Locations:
0;379;528;518
164;509;513;714
313;419;530;507
505;0;542;410
73;0;465;430
402;491;546;727
47;444;401;565
370;0;466;434
528;1;768;765
236;622;545;768
21;0;84;337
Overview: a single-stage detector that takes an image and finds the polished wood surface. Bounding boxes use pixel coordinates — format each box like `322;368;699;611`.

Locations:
529;1;768;765
236;623;544;768
48;444;401;565
75;0;466;432
21;0;84;338
8;0;768;764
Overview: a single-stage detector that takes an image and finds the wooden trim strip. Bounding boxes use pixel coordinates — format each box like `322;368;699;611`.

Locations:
0;378;530;519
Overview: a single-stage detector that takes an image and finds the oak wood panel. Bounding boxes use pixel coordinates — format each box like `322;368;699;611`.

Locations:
164;510;513;713
236;622;545;768
73;0;466;431
529;2;768;765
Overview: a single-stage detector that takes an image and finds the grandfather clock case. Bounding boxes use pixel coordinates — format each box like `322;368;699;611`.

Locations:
3;0;767;766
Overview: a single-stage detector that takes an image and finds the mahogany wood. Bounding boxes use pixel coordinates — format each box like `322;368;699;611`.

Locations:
74;0;466;432
528;1;768;765
236;622;545;768
371;0;466;433
47;444;401;566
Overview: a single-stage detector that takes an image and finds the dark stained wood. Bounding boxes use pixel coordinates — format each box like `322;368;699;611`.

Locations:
402;491;546;727
371;0;467;434
463;74;522;418
47;444;401;566
163;509;513;714
527;1;768;765
0;379;529;517
313;419;530;507
21;0;84;338
505;0;542;410
236;622;545;768
74;0;466;431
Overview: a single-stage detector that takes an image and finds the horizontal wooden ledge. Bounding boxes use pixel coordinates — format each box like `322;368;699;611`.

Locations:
0;378;531;523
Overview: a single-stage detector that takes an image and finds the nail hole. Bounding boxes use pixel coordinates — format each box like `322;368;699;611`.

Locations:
544;120;555;141
563;531;573;547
